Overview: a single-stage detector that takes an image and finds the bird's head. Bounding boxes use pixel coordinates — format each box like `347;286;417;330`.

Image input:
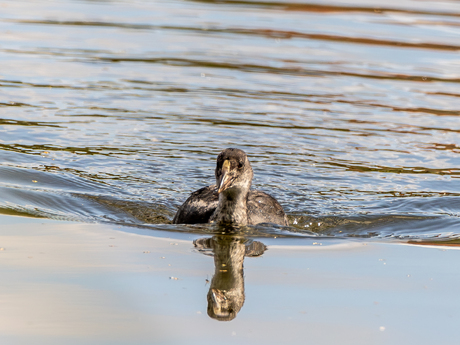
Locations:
215;148;253;195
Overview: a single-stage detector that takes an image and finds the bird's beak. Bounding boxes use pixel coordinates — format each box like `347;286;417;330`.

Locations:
217;160;233;193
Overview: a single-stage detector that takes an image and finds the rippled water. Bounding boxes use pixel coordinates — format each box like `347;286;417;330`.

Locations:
1;0;459;241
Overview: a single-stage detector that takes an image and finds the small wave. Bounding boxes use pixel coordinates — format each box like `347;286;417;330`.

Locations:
289;214;460;241
1;176;460;242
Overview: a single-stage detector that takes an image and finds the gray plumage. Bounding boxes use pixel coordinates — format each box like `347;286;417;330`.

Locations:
173;148;288;226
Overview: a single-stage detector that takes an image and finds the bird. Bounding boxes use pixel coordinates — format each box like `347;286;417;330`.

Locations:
173;148;288;226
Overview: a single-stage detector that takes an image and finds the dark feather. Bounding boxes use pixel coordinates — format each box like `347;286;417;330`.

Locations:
172;185;218;224
173;185;288;226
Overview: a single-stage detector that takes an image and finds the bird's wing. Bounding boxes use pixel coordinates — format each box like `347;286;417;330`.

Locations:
173;185;219;224
247;190;288;226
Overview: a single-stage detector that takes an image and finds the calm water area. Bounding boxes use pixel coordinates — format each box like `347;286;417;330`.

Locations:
0;0;460;343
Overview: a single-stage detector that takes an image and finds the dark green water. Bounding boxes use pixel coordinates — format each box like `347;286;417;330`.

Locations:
1;0;460;240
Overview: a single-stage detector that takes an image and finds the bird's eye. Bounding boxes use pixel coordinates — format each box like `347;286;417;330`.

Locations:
238;162;243;169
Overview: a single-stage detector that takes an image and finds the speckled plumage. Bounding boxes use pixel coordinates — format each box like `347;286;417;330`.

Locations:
173;148;288;226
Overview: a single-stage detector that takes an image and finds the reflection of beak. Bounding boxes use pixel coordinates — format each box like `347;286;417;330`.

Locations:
211;288;229;315
218;160;233;193
211;288;227;304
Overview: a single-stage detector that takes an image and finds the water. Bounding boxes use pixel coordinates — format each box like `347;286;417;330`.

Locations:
1;0;460;241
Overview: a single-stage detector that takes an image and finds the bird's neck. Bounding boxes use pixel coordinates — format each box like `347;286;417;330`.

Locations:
213;186;249;225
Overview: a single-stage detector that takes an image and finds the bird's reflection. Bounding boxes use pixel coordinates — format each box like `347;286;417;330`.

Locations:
194;234;266;321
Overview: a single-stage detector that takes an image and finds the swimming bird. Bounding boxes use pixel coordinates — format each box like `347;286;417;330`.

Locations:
173;148;288;226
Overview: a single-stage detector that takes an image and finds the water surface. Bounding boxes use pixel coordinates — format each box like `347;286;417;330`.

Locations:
1;0;460;241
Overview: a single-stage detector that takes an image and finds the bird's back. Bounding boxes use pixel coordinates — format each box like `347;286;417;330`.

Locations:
173;185;288;226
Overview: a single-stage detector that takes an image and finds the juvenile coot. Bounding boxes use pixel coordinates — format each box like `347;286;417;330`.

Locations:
173;148;288;226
